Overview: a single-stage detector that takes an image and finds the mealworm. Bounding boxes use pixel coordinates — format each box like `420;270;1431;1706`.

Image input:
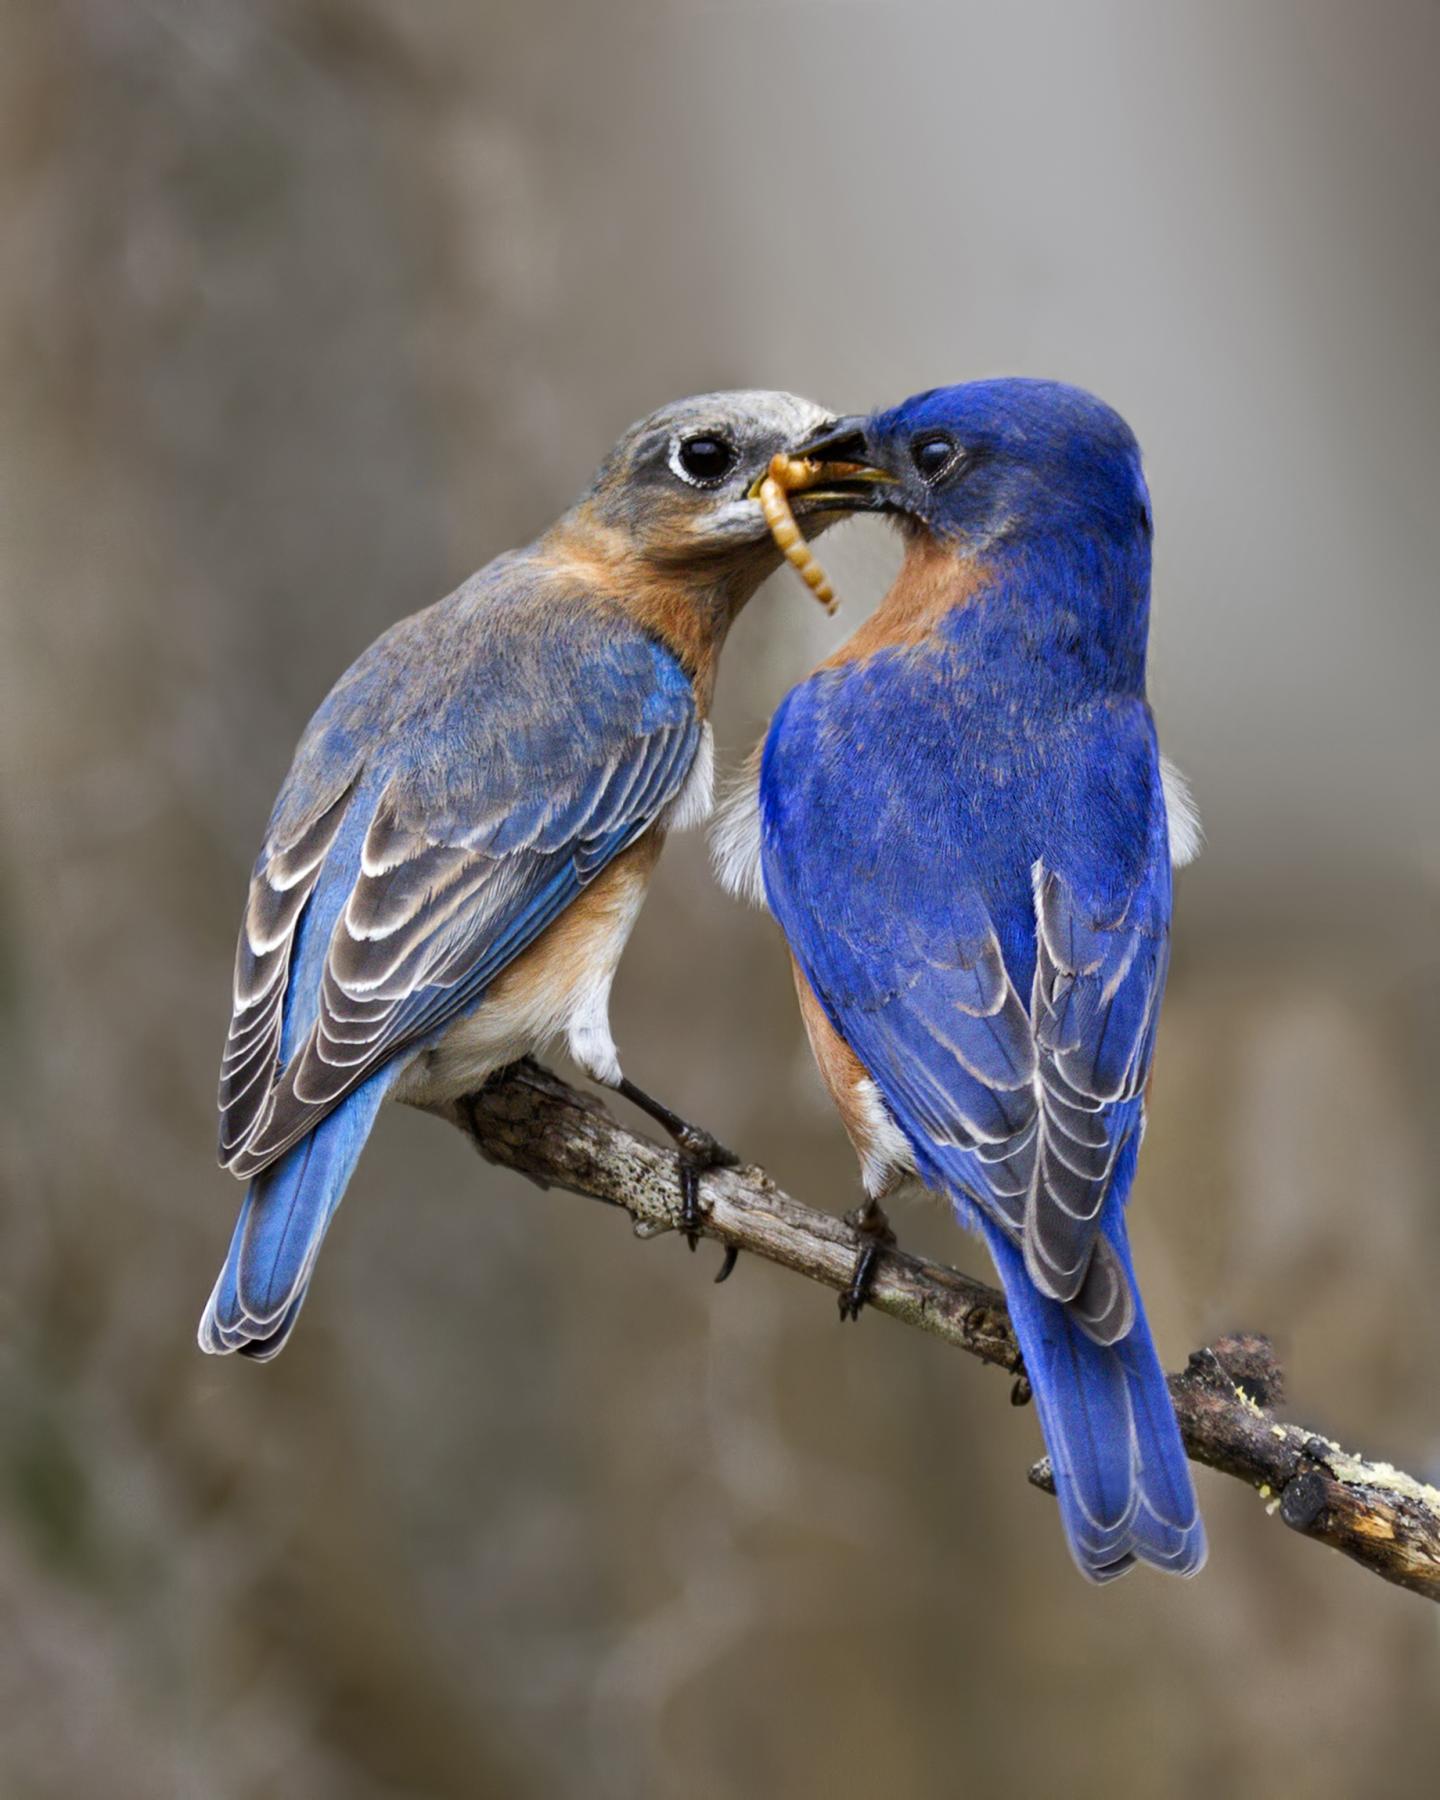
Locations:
757;453;839;615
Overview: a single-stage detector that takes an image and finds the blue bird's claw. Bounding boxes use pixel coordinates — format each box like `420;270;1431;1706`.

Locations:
837;1197;897;1322
678;1159;703;1251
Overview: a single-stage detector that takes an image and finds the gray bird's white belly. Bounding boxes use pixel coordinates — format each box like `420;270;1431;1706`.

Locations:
391;834;661;1108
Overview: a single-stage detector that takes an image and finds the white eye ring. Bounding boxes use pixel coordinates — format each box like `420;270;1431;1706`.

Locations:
668;431;738;489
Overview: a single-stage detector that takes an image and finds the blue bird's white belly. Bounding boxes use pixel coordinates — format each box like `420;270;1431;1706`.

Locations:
392;834;662;1108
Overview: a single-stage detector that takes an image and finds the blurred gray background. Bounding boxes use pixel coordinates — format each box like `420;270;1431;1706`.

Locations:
3;2;1438;1795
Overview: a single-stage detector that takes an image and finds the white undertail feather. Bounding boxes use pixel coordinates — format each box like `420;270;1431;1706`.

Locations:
557;857;652;1085
854;1076;916;1198
709;743;767;909
1159;754;1202;867
661;721;715;833
562;934;635;1088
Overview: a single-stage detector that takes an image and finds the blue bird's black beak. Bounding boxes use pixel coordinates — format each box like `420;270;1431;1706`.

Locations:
783;414;896;512
794;415;874;467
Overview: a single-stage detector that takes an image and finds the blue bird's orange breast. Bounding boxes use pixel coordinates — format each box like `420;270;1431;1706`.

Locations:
820;534;989;671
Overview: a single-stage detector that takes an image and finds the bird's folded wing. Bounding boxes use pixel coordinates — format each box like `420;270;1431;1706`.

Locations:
759;675;1171;1345
219;590;699;1176
1026;865;1168;1321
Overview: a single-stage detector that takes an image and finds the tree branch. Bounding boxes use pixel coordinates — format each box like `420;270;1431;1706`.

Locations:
439;1061;1440;1603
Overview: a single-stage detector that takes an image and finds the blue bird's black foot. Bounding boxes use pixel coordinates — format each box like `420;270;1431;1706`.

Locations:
616;1077;740;1266
838;1196;897;1322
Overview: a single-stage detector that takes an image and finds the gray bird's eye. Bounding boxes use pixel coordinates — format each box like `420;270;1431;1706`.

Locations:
910;432;961;483
671;432;738;488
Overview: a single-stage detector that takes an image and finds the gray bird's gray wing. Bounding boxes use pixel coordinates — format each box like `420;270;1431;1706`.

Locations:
219;562;700;1177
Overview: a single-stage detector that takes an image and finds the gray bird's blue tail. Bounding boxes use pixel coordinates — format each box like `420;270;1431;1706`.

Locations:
981;1218;1206;1581
199;1074;390;1361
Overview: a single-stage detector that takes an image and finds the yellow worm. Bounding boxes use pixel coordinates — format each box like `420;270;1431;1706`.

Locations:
758;454;839;615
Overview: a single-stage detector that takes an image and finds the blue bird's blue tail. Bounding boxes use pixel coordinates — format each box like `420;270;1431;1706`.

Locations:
981;1218;1206;1581
199;1075;390;1361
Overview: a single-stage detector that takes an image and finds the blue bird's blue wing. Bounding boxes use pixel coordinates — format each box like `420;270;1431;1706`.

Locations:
1025;862;1169;1331
218;570;700;1180
759;666;1172;1344
760;664;1203;1580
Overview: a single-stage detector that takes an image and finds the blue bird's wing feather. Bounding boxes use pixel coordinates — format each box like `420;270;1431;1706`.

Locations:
219;564;700;1177
759;661;1172;1344
1025;862;1168;1328
760;657;1203;1579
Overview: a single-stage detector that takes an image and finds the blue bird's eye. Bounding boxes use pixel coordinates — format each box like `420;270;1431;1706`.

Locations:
673;433;737;487
909;432;961;483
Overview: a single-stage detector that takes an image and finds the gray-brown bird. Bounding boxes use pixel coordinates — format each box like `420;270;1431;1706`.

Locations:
201;390;853;1359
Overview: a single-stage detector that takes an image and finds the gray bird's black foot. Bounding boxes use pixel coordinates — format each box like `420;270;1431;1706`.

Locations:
615;1076;740;1259
838;1196;897;1322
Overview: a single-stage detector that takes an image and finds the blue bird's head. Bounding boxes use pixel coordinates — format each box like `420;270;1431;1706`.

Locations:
797;379;1152;556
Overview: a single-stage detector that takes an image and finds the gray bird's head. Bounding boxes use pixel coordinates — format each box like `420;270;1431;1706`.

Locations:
545;391;882;700
579;390;849;568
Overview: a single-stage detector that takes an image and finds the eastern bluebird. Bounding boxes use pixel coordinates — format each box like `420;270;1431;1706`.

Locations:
717;380;1206;1580
201;390;844;1360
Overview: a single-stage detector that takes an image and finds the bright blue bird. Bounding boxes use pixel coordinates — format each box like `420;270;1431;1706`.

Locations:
200;390;846;1360
720;380;1206;1580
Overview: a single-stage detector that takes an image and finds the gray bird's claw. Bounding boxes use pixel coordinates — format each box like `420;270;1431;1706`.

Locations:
675;1124;739;1168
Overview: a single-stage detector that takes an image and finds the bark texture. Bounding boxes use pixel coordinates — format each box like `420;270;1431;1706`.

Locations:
449;1062;1440;1604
